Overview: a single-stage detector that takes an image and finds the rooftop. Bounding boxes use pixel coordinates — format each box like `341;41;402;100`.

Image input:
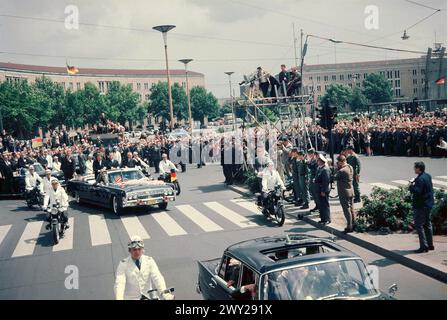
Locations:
0;62;204;77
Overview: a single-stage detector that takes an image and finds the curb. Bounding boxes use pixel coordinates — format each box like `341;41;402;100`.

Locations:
227;184;447;284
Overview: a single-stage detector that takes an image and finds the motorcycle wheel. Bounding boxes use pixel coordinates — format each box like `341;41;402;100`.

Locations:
52;223;59;244
275;206;285;227
173;181;181;196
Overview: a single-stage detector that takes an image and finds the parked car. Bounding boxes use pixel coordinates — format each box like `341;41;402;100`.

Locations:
67;168;175;215
197;234;398;300
0;162;65;197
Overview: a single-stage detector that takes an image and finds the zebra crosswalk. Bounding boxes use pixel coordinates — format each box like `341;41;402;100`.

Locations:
0;199;274;259
370;176;447;191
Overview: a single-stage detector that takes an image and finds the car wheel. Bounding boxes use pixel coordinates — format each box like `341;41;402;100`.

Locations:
158;202;168;211
112;196;123;215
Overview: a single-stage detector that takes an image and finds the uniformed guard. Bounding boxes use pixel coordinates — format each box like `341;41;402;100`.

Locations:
345;146;362;203
114;236;174;300
297;150;309;209
307;148;319;212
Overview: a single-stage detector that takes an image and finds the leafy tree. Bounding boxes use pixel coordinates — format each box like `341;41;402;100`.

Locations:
148;82;188;122
190;86;219;124
362;73;393;103
320;84;352;110
349;87;368;112
31;76;65;130
105;81;145;126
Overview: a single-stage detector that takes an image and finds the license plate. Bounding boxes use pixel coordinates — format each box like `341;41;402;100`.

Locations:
147;199;157;205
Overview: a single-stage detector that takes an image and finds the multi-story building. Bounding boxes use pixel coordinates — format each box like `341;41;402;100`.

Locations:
302;53;446;103
0;62;205;103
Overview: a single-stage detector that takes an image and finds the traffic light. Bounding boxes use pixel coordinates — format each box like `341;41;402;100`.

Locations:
326;104;338;129
316;104;328;129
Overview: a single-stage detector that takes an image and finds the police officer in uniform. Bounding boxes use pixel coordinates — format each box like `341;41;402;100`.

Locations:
334;155;355;233
114;236;174;300
314;154;331;225
345;146;361;203
297;150;309;210
307;149;319;213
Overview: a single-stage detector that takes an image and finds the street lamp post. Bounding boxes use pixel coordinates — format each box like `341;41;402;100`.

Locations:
179;59;193;133
225;72;236;131
153;25;176;131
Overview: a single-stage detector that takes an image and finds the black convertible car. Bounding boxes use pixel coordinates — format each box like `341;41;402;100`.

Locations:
0;162;65;197
67;168;176;215
197;234;398;300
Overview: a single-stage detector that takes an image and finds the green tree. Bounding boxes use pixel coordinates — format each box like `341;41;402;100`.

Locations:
320;84;352;110
31;76;65;130
190;86;219;124
362;73;393;103
148;82;188;122
349;87;368;112
105;81;145;126
73;82;106;125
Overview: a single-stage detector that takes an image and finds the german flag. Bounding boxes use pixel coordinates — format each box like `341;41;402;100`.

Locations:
66;63;79;75
435;76;445;85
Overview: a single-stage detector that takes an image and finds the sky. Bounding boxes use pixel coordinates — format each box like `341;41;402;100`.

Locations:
0;0;446;98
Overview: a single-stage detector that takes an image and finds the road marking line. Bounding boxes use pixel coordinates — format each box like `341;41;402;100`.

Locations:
0;225;12;247
120;216;150;240
231;199;293;224
204;202;256;228
370;183;399;190
88;215;112;246
53;217;75;252
176;205;223;233
432;179;447;187
12;221;44;258
152;212;187;237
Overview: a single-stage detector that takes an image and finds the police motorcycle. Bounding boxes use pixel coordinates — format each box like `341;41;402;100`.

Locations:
26;183;44;209
140;287;175;300
159;169;181;196
256;185;286;227
46;200;67;245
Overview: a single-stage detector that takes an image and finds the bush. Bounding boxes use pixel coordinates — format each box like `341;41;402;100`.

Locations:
244;170;261;193
354;187;447;235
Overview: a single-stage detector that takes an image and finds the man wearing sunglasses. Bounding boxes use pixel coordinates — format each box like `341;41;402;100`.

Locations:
114;235;174;300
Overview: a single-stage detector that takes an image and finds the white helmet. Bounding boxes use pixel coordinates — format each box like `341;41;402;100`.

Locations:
128;235;144;249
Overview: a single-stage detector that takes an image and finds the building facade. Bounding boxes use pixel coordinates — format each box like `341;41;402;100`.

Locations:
0;62;205;102
302;53;446;102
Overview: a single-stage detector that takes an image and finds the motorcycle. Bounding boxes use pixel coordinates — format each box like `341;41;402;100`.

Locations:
159;169;181;196
25;185;44;209
256;185;286;227
140;287;175;300
46;200;67;245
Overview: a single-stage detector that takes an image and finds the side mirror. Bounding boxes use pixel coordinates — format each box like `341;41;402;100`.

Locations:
388;284;398;297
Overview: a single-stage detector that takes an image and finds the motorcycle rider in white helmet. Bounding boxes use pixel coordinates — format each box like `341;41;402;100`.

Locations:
114;236;174;300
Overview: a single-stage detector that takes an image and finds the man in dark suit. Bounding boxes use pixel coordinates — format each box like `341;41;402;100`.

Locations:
61;149;76;181
105;153;120;170
93;153;106;178
409;162;435;254
121;152;137;168
314;154;331;225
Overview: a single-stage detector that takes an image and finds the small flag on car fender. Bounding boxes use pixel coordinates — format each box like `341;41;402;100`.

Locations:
435;76;445;85
66;63;79;75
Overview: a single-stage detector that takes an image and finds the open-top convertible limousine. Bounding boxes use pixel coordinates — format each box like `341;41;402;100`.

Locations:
197;234;398;300
67;168;176;215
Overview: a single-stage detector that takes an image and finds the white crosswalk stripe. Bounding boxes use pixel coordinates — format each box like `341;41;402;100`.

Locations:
88;215;112;246
432;179;447;187
370;183;399;190
393;180;442;191
152;212;187;236
0;224;12;248
53;217;75;252
436;176;447;180
12;221;44;257
204;202;256;228
230;199;294;225
176;205;223;232
121;216;150;240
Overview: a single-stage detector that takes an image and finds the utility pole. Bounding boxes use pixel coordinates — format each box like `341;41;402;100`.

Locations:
293;24;298;67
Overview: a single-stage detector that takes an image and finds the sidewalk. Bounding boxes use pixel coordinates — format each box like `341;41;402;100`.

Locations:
228;184;447;284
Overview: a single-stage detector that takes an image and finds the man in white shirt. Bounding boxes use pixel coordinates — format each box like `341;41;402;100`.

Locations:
85;155;94;175
25;165;43;193
159;154;177;175
261;161;286;193
46;178;70;229
114;236;174;300
42;169;53;210
112;146;122;165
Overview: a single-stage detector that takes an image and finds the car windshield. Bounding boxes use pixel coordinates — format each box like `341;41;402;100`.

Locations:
108;170;144;184
262;259;379;300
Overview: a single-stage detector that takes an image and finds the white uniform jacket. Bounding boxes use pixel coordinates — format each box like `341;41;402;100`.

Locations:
114;255;168;300
261;168;286;193
25;172;43;191
48;186;69;211
159;160;177;175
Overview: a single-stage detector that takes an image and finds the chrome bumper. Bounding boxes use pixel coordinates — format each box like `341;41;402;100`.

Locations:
122;196;175;207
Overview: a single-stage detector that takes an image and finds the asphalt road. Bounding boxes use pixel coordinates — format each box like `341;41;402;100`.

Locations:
0;156;446;300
